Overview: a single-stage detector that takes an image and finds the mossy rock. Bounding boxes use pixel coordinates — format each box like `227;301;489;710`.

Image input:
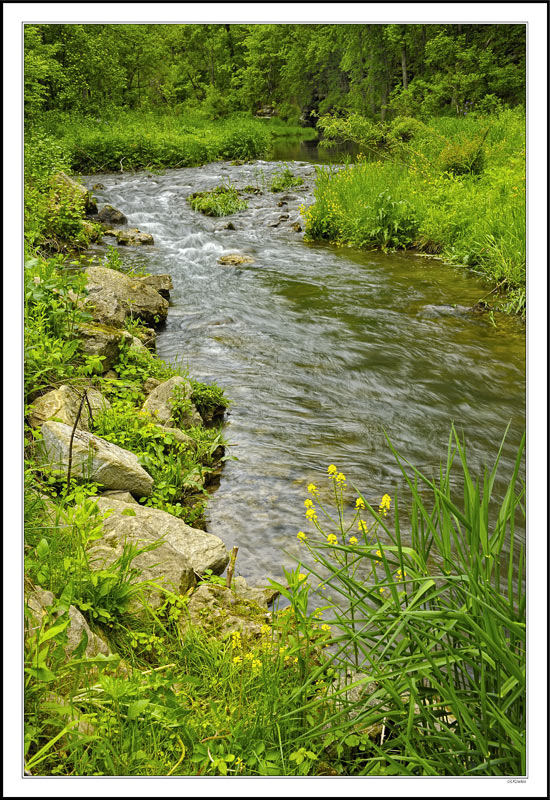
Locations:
218;253;255;266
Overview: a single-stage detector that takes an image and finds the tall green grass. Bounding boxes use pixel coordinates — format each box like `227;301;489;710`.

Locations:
305;109;526;314
285;424;525;775
28;110;276;173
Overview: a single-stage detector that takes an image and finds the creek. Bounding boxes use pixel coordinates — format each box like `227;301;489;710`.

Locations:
84;144;525;586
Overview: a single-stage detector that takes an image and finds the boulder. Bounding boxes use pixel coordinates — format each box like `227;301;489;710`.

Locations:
92;496;229;576
116;229;154;246
25;587;111;659
142;377;161;395
97;204;127;225
137;274;173;299
181;583;272;638
83;288;127;329
37;421;154;498
28;385;111;432
87;531;196;609
77;322;125;369
218;254;255;266
231;576;280;608
86;266;168;327
86;497;230;606
142;376;202;428
291;221;303;232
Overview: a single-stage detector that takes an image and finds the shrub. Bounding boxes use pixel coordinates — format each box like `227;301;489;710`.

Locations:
438;136;487;176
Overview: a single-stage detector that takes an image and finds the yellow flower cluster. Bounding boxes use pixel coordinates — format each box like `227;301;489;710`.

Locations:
327;534;338;545
305;507;317;521
297;531;307;542
307;483;318;495
355;497;366;509
349;536;358;546
358;519;368;535
379;493;391;516
304;498;314;509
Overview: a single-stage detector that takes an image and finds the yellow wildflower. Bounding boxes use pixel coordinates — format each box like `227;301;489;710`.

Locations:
307;483;318;495
305;508;317;521
335;472;346;483
379;587;386;595
297;531;307;542
328;464;337;476
260;624;271;636
379;494;391;516
252;659;261;669
321;624;331;632
298;573;307;582
358;519;368;534
355;497;366;509
327;534;338;545
349;536;358;545
304;498;314;508
232;655;242;664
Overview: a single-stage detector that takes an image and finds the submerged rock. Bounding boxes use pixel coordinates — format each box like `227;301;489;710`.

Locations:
218;253;255;266
37;420;154;498
115;228;154;246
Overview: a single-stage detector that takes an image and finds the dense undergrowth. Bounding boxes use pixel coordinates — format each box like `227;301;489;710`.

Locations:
26;111;307;174
303;109;526;315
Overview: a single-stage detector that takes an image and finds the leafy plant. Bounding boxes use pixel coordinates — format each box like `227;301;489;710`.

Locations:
188;183;248;216
269;166;304;192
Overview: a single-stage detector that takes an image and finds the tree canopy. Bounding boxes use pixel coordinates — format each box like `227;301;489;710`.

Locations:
25;23;525;122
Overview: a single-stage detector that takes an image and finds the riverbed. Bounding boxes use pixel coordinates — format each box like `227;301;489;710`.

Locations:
84;150;525;586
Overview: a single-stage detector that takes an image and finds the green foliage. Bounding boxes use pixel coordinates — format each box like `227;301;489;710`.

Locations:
438;135;487;176
269;165;305;193
188;183;248;216
304;109;525;313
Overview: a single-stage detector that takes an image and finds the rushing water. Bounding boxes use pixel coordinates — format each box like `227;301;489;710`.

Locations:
84;149;526;586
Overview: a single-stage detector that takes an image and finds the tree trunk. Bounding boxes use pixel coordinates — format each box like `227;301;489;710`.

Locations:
401;44;408;90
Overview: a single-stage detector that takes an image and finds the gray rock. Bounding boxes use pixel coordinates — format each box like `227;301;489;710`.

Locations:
86;266;168;327
182;583;271;638
98;204;127;225
116;229;154;246
99;490;138;504
142;375;201;429
218;254;255;266
87;497;229;605
77;322;125;369
28;385;111;432
83;287;127;328
137;274;173;299
37;421;154;498
142;377;161;395
87;531;196;609
232;576;280;608
25;587;110;659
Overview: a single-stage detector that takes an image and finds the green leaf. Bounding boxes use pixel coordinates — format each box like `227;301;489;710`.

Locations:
36;538;49;558
127;699;150;720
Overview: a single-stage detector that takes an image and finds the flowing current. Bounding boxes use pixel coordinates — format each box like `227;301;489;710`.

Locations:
84;151;525;585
